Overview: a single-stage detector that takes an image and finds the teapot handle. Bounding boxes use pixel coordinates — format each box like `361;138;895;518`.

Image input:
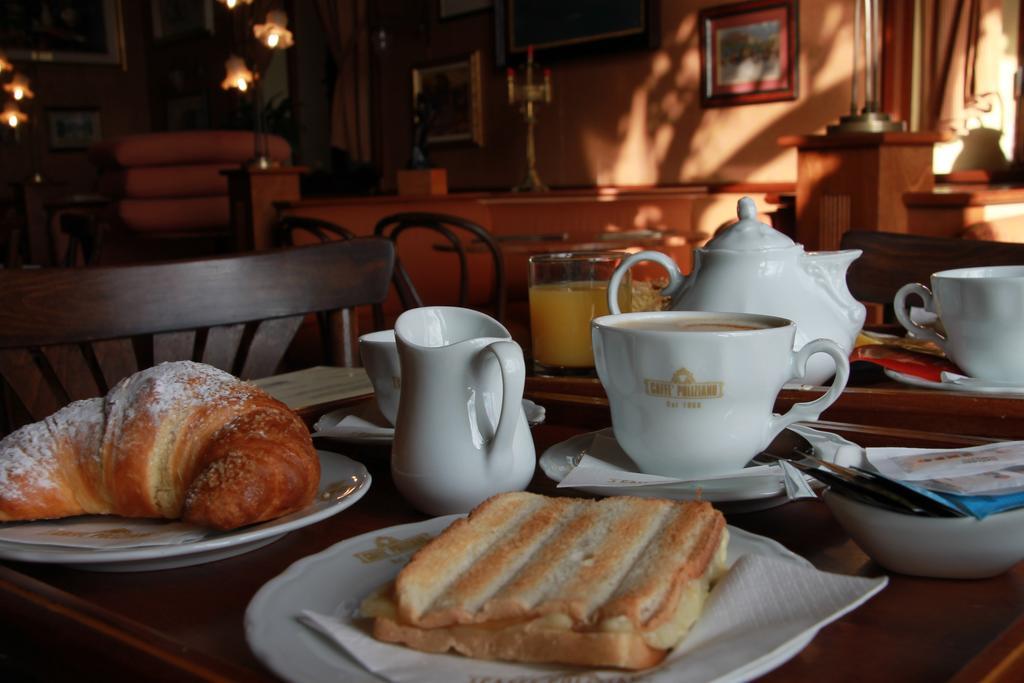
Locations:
480;340;526;475
893;283;947;348
607;251;686;314
764;338;850;444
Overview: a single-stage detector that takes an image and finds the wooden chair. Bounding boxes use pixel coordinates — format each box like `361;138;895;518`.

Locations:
0;238;394;434
372;212;507;330
274;215;356;247
841;230;1024;320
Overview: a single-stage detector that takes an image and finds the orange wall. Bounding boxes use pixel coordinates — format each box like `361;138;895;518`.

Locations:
374;0;856;193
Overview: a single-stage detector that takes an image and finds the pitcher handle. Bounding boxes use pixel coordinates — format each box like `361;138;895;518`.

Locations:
764;339;850;445
894;282;947;347
607;251;686;314
481;340;526;474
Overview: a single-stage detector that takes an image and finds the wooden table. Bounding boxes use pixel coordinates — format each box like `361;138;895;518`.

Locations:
2;388;1023;682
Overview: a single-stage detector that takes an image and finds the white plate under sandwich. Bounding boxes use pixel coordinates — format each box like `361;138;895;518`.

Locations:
245;516;829;683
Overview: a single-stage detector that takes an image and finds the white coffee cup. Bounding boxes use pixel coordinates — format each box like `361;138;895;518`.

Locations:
358;330;401;425
592;311;850;479
894;265;1024;383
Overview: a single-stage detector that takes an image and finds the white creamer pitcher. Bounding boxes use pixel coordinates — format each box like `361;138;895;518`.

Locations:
392;306;535;515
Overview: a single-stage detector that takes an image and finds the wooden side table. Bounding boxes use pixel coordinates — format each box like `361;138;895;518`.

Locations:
778;132;949;250
224;166;307;252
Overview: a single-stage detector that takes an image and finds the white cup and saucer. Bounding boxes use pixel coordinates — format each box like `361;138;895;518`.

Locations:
893;265;1024;394
540;310;855;509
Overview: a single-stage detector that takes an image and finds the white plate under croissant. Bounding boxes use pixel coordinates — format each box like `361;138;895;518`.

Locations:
0;450;370;572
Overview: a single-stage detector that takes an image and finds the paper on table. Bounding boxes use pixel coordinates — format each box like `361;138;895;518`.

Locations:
868;441;1024;496
252;366;373;410
318;414;394;440
558;430;790;490
298;553;887;683
559;453;779;488
312;399;547;440
0;516;209;549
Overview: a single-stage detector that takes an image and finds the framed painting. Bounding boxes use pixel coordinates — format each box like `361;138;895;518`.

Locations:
699;0;798;108
439;0;492;20
0;0;123;66
494;0;659;67
151;0;215;42
411;51;484;147
47;109;102;151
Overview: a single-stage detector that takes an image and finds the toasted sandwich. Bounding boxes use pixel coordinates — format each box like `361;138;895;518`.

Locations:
362;491;728;670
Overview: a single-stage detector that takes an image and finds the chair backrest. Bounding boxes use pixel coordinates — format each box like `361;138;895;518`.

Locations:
841;230;1024;309
372;212;506;329
0;238;394;431
274;215;356;247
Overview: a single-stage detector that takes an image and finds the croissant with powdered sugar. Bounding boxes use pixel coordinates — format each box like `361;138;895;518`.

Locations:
0;361;320;530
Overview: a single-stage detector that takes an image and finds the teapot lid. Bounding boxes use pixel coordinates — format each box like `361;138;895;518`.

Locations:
705;196;797;251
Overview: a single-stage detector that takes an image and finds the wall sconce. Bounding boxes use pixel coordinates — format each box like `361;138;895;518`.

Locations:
0;53;12;75
221;55;254;92
216;0;253;8
3;101;27;128
253;11;294;50
4;74;34;102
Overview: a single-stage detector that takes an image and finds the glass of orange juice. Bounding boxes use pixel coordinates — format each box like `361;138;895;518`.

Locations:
528;251;631;375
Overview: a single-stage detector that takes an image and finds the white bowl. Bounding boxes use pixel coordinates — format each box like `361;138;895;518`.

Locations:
822;489;1024;579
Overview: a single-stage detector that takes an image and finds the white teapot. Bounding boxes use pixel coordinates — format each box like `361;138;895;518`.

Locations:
607;197;865;385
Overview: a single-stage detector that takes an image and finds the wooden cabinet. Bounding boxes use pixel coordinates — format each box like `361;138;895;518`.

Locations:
779;132;946;249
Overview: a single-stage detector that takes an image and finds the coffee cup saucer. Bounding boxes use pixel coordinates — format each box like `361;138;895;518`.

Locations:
884;369;1024;395
539;425;858;513
313;399;547;447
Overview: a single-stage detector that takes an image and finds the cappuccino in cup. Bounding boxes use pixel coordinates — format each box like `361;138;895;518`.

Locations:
895;266;1024;384
592;311;850;479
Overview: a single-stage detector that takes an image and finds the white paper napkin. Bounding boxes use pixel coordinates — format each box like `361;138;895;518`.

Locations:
313;399;547;440
0;516;209;549
556;424;852;500
299;553;887;683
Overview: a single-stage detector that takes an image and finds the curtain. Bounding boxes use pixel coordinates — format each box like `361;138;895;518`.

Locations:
919;0;1004;132
314;0;372;163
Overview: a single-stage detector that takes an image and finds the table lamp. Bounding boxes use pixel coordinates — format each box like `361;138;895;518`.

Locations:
218;3;295;168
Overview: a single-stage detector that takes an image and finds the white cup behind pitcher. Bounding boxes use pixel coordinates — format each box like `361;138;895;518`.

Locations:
592;311;850;479
358;330;401;425
894;265;1024;384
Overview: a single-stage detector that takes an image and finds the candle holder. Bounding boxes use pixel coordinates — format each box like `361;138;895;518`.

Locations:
828;0;904;134
507;46;551;192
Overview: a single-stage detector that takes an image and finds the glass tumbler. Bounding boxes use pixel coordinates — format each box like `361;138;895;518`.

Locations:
528;251;631;375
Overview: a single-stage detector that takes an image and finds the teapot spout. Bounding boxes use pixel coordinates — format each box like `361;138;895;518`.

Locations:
801;249;866;325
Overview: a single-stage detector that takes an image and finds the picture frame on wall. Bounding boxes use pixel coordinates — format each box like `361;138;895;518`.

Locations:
0;0;124;66
494;0;659;67
411;51;484;147
439;0;492;20
47;109;102;151
151;0;215;42
699;0;798;108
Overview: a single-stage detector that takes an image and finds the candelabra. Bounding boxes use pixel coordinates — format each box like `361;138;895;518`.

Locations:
507;46;552;192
